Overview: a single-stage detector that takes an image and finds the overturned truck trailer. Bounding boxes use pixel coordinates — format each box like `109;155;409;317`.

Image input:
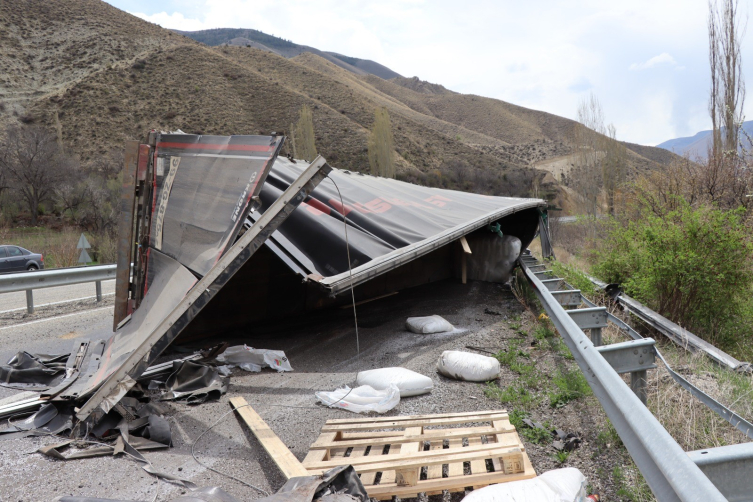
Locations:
40;133;546;421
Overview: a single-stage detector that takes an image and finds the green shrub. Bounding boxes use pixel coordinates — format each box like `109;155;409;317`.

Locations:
592;201;753;352
549;367;591;408
484;381;540;409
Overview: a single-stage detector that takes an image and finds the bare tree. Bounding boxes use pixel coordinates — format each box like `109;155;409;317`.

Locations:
708;0;746;156
571;93;605;217
602;124;627;215
0;125;77;226
294;104;317;162
704;0;752;210
368;107;395;178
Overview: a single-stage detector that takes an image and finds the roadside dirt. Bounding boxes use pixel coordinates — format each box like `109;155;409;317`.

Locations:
0;279;640;501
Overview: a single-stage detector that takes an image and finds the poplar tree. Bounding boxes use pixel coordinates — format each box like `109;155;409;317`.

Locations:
368;107;395;178
294;104;317;162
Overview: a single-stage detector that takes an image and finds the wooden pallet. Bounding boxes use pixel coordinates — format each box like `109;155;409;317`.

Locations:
301;410;536;500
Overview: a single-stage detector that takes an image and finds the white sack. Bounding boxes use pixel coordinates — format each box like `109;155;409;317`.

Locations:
315;384;400;413
217;345;293;372
538;468;588;501
356;367;433;397
436;350;500;382
462;468;587;502
406;315;454;334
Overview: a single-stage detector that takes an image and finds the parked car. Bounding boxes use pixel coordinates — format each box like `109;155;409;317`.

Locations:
0;245;44;273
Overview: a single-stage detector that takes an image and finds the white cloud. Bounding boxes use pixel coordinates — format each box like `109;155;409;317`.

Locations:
629;52;681;71
131;11;210;31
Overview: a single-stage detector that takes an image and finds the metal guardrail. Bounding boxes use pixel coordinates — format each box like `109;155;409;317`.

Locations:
520;257;729;501
0;264;116;313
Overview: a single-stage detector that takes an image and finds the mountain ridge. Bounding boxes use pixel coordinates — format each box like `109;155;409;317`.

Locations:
657;120;753;159
0;0;681;215
176;28;403;80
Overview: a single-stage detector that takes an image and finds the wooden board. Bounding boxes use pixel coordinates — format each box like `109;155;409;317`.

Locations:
304;409;536;500
229;397;309;479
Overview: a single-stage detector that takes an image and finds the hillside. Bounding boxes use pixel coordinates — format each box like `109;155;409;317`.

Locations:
177;28;402;80
0;0;681;213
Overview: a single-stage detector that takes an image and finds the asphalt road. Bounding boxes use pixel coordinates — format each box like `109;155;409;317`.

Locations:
0;280;534;501
0;278;116;313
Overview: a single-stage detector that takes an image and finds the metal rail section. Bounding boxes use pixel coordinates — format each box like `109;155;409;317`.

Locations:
521;260;728;501
0;265;116;313
586;275;749;373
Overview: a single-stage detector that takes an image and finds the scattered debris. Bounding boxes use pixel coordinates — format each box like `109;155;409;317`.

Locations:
216;345;293;373
0;352;69;389
405;315;454;334
315;385;400;414
160;361;228;404
522;419;582;452
355;367;433;397
463;467;587;502
0;402;73;440
484;308;502;316
436;350;501;381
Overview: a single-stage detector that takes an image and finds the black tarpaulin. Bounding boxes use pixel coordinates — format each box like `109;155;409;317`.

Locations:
0;352;68;389
250;158;546;293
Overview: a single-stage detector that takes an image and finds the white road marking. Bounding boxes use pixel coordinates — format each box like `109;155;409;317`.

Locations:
0;306;112;331
0;293;115;314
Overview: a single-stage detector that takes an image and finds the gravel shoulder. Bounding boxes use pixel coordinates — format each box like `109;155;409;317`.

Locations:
0;279;631;501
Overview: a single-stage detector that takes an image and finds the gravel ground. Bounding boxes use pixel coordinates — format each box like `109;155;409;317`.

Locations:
0;279;630;501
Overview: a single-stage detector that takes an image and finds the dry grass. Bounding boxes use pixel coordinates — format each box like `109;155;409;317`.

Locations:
0;226;115;268
527;248;752;499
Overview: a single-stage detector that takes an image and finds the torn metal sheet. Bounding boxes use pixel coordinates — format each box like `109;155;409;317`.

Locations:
161;360;227;403
45;249;198;403
38;436;167;460
0;352;69;389
0;402;73;440
70;156;331;421
250;158;546;295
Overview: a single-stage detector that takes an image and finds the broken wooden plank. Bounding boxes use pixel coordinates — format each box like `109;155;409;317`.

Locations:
460;236;471;284
310;425;512;450
468;437;489;489
366;466;536;499
229;396;308;479
395;426;423;486
325;409;504;425
302;432;337;467
321;413;509;432
306;444;524;474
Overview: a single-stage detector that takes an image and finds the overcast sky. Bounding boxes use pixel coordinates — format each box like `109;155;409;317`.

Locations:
105;0;753;146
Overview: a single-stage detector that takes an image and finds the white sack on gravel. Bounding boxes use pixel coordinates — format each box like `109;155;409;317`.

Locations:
462;468;587;502
315;384;400;413
406;315;454;334
436;350;500;382
216;345;293;372
356;367;433;397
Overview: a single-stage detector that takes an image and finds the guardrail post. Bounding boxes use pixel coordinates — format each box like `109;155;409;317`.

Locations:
95;281;102;303
631;370;648;405
25;290;34;314
591;327;602;346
